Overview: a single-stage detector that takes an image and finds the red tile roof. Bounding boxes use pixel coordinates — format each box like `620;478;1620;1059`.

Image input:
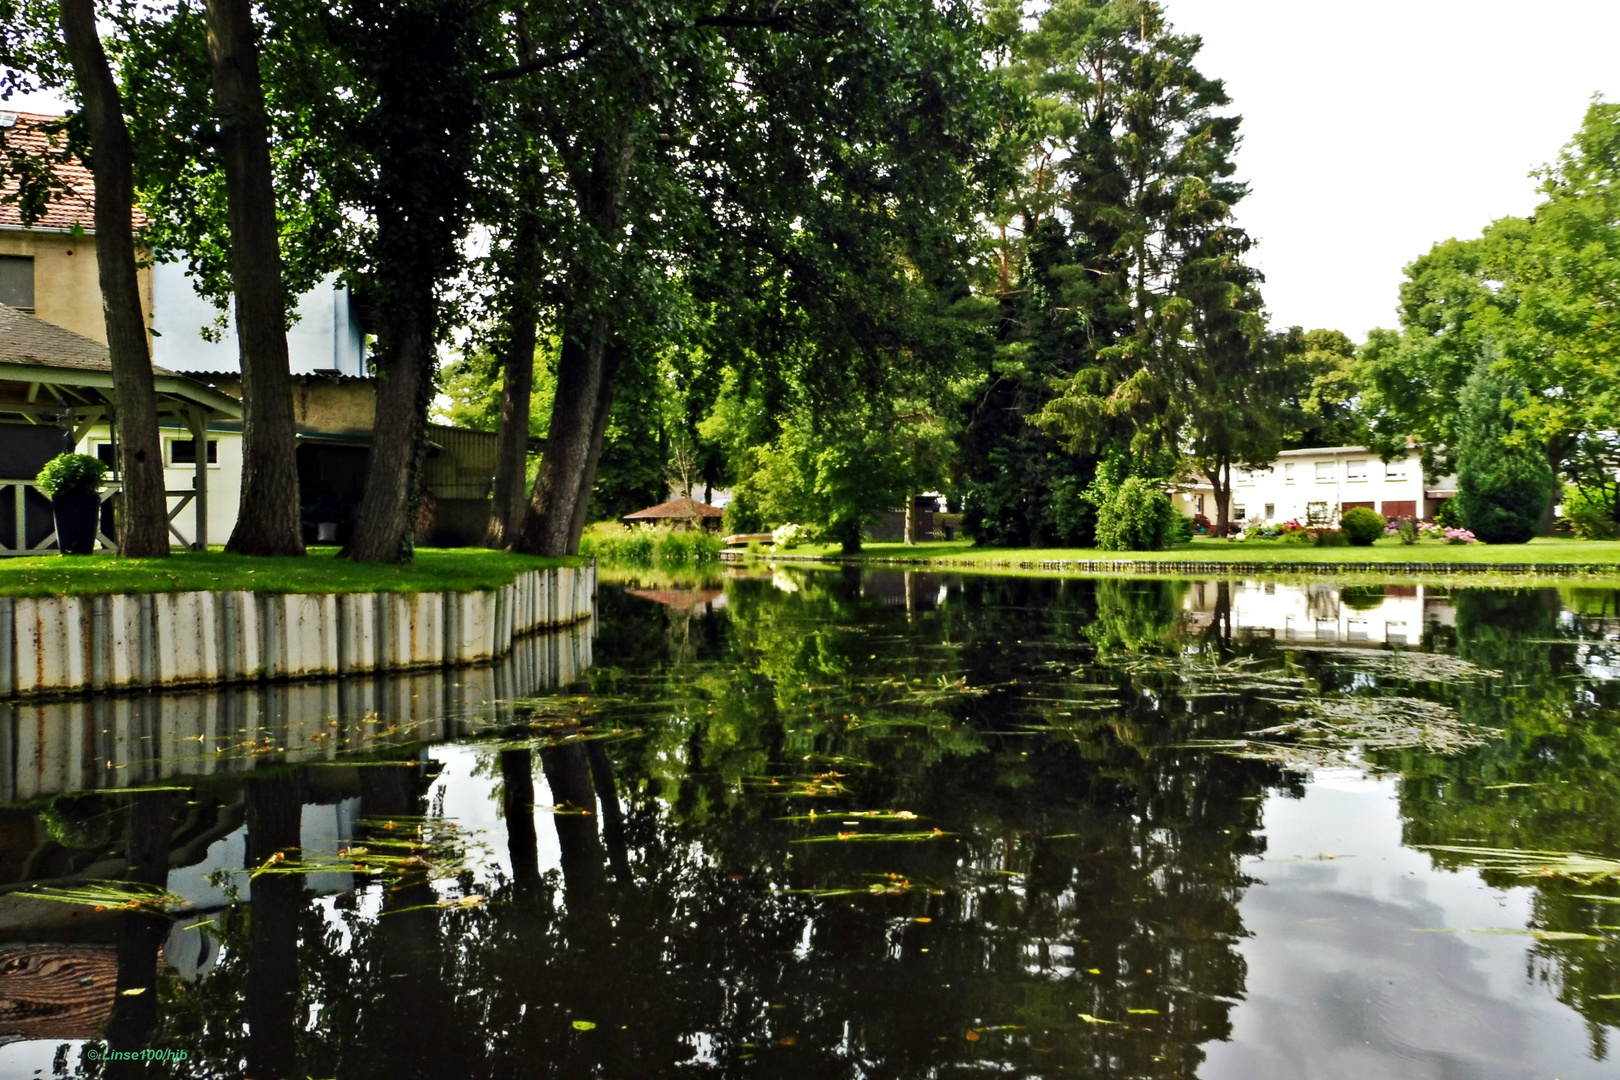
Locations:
623;496;725;520
0;110;145;232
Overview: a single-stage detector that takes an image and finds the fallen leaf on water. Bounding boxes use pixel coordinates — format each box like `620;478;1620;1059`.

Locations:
571;1020;596;1031
1127;1008;1159;1015
964;1031;980;1042
778;1036;796;1046
1076;1013;1114;1025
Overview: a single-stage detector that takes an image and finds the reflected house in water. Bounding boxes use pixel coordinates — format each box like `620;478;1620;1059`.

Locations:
1182;579;1454;644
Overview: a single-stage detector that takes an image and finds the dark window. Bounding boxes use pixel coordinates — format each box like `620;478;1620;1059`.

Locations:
169;439;218;465
0;255;34;310
95;443;115;466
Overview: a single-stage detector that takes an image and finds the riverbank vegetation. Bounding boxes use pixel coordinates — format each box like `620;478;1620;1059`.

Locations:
775;536;1620;569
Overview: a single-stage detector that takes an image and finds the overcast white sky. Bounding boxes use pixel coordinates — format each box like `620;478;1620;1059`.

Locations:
7;2;1618;340
1168;0;1620;339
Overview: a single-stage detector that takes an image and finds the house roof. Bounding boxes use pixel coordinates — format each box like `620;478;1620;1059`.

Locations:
0;303;240;416
623;496;725;520
0;302;143;371
0;111;147;232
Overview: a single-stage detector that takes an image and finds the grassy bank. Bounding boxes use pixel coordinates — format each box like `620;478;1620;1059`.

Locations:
765;535;1620;578
0;547;588;598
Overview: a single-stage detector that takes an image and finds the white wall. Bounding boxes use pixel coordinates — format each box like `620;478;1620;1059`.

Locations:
81;425;243;547
150;265;366;377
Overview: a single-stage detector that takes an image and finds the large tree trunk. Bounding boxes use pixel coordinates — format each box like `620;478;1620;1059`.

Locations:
1539;444;1563;536
518;313;610;556
206;0;305;557
59;0;169;558
564;339;622;552
485;296;537;549
347;314;432;562
1211;460;1231;537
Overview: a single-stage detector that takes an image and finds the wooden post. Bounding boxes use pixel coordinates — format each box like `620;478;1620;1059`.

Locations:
190;407;208;550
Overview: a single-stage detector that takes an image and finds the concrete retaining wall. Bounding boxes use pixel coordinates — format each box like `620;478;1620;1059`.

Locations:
0;563;595;699
0;618;593;803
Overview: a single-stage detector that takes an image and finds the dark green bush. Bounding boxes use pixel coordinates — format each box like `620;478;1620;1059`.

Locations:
1312;528;1350;547
35;453;106;497
1453;363;1553;544
1339;506;1386;546
1340;585;1388;610
1094;478;1175;551
1167;511;1194;543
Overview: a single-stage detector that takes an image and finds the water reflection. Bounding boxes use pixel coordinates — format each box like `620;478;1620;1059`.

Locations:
0;570;1616;1078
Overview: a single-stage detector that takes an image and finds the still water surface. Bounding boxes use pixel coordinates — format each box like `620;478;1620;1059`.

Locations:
0;568;1617;1078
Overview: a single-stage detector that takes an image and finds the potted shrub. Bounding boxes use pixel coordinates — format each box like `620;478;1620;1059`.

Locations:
36;453;107;555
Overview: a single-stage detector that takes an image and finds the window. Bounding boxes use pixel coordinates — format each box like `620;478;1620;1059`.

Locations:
1306;501;1332;525
1385;460;1406;481
0;255;34;310
1233;505;1246;520
1315;461;1334;482
1346;459;1368;482
169;438;218;465
1236;469;1254;486
1264;503;1275;519
93;442;115;466
1284;463;1296;484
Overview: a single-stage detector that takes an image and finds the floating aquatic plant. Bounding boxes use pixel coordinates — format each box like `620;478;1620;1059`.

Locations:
1417;845;1620;884
27;879;188;915
792;828;950;844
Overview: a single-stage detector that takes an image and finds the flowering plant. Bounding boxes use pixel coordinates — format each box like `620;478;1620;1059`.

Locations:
1442;527;1477;545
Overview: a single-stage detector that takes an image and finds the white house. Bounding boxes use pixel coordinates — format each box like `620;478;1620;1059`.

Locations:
1174;445;1458;526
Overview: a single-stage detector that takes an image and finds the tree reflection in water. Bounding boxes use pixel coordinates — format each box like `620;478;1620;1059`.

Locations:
9;570;1619;1077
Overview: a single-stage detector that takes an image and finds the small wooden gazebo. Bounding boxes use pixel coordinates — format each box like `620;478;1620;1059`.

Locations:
0;304;241;554
622;496;725;530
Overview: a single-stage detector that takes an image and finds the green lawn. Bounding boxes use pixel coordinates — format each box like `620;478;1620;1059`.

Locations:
0;547;588;598
785;535;1620;566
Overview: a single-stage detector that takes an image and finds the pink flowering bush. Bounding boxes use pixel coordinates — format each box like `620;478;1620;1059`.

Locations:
1442;527;1477;545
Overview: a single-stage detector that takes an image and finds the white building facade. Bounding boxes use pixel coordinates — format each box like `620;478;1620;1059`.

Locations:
1175;445;1458;526
150;265;367;376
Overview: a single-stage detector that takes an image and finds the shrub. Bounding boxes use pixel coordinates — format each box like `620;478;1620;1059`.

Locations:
1562;485;1620;539
1396;519;1419;545
772;522;811;549
1453;363;1553;544
1339;506;1386;546
1311;528;1350;547
36;453;106;498
1341;585;1387;610
1192;512;1211;535
1094;478;1175;552
1168;512;1195;543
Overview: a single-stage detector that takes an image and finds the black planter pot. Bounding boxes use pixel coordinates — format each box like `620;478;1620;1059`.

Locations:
52;490;100;555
